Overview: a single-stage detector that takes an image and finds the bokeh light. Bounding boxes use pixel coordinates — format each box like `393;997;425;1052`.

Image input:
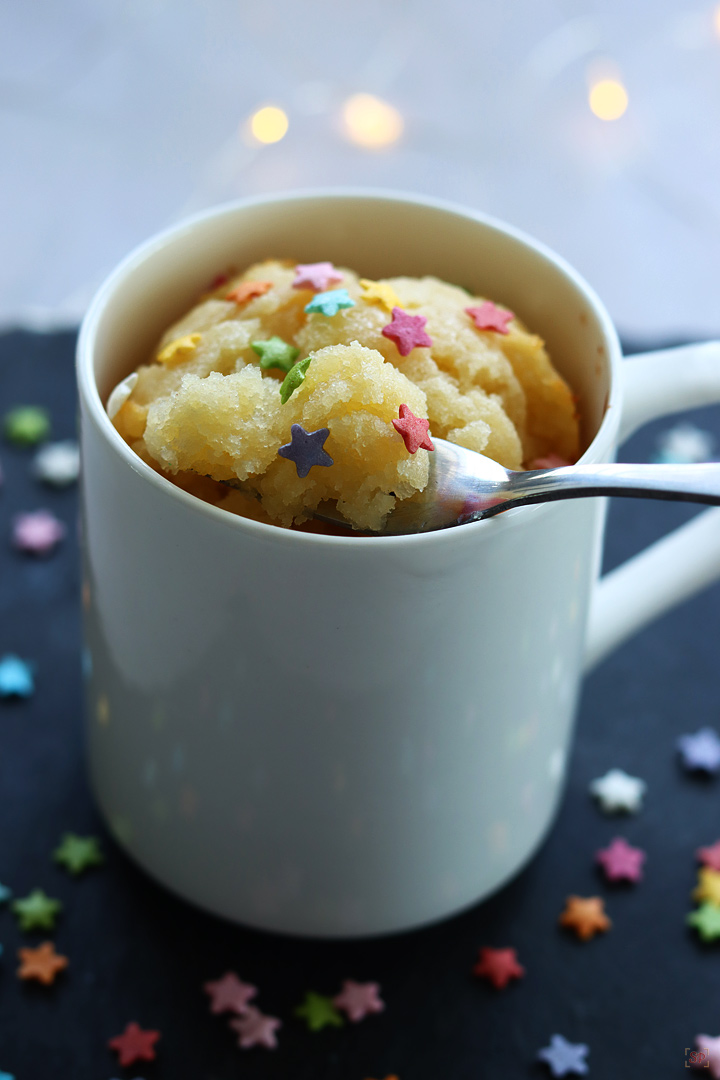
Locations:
588;78;629;121
249;105;289;144
715;3;720;38
342;93;403;148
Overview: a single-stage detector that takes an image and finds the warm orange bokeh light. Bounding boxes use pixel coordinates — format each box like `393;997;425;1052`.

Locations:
249;106;289;144
589;79;629;121
342;93;403;148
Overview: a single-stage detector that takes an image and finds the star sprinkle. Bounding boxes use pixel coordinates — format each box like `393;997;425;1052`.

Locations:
654;422;714;464
693;868;720;906
251;336;300;372
12;510;66;556
17;941;68;985
106;373;138;421
697;840;720;872
53;833;104;876
537;1034;589;1076
0;655;34;699
294;992;345;1031
11;889;62;931
156;334;201;366
392;404;434;454
678;727;720;773
332;980;385;1021
279;356;313;404
33;440;80;487
293;262;343;291
589;768;646;813
472;947;526;989
692;1035;720;1078
465;301;514;335
558;895;611;940
0;1072;15;1080
687;902;720;942
225;280;273;305
203;972;257;1015
0;884;11;904
229;1006;281;1049
278;425;333;478
359;278;401;311
381;307;432;356
304;288;355;317
108;1022;161;1066
595;837;646;883
3;406;50;446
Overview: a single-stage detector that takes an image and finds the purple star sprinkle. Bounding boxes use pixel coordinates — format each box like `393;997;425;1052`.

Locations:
278;425;333;479
677;727;720;773
12;509;66;556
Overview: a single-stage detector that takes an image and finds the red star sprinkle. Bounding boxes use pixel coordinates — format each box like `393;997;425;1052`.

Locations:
382;307;433;356
12;510;66;555
229;1006;282;1049
332;980;385;1021
698;840;720;872
108;1022;161;1066
292;262;343;291
203;971;257;1015
225;280;272;304
392;404;434;454
595;837;646;883
472;946;526;989
465;301;514;334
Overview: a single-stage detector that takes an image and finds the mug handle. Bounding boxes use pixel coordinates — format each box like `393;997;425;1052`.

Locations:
585;341;720;671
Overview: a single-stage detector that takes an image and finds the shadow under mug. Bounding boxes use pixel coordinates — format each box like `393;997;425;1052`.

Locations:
77;190;720;937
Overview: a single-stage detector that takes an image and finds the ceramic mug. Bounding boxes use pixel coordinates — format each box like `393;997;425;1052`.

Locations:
77;191;720;938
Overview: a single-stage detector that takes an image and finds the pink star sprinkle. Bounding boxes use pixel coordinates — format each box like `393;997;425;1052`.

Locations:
293;262;343;291
465;301;514;334
697;840;720;872
12;510;66;556
332;980;385;1022
382;307;433;356
392;404;434;454
693;1035;720;1077
203;972;257;1015
229;1006;281;1049
595;837;646;883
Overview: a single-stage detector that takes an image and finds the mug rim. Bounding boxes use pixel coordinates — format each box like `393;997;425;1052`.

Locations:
77;187;623;549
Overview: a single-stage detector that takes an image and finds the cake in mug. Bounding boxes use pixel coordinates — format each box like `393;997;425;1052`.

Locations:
108;259;579;532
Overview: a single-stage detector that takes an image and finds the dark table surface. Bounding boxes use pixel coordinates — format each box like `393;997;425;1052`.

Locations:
1;329;719;1079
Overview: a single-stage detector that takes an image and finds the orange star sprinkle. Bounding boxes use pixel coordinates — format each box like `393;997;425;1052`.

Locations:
17;941;69;985
225;280;273;305
559;895;611;940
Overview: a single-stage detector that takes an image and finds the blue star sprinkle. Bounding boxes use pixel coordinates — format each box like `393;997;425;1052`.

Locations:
0;1071;15;1080
278;425;333;479
538;1034;589;1077
0;884;11;904
304;288;355;317
677;727;720;773
0;655;34;699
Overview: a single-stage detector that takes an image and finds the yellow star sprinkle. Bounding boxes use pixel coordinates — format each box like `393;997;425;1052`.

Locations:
359;279;400;312
157;333;202;366
693;866;720;906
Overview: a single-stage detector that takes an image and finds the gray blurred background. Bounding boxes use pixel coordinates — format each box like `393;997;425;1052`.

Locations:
2;0;719;338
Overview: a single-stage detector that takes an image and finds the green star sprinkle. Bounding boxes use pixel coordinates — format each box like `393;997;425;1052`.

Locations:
53;833;104;876
251;336;300;373
11;888;62;931
3;406;50;446
280;356;313;404
294;991;344;1032
687;902;720;941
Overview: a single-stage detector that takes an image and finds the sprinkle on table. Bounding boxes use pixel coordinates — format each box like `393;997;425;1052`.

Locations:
203;972;258;1015
692;867;720;906
0;1071;15;1080
251;336;300;372
304;288;355;317
278;424;333;478
293;262;343;291
332;980;385;1021
537;1034;590;1077
697;840;720;872
156;334;202;366
687;902;720;942
225;280;273;305
392;404;434;454
472;946;525;989
692;1035;720;1078
558;895;611;940
588;768;646;813
0;883;11;904
12;889;62;932
279;356;313;404
595;837;646;883
108;1022;161;1066
229;1006;282;1049
3;406;50;447
381;307;432;356
359;278;400;311
677;727;720;773
465;301;514;335
53;833;105;876
17;941;68;985
294;991;345;1031
33;440;80;487
12;509;66;556
0;655;34;699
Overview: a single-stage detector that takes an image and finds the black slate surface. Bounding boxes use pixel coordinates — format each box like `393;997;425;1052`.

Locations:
0;328;719;1079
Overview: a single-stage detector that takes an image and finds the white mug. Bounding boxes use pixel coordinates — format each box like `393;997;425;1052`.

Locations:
77;191;720;938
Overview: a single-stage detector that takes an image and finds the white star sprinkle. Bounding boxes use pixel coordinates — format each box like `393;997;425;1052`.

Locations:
33;440;80;487
106;372;138;420
589;768;646;813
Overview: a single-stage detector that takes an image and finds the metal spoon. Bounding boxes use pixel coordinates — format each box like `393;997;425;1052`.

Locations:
314;438;720;536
